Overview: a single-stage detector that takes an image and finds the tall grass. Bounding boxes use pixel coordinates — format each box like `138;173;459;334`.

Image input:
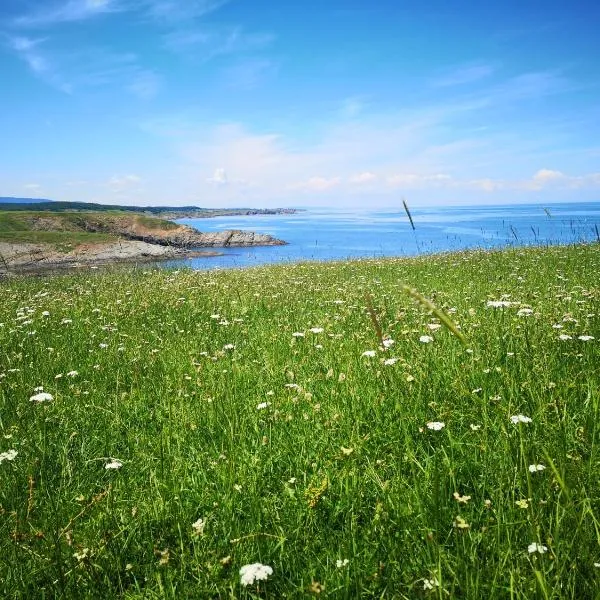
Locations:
0;244;599;598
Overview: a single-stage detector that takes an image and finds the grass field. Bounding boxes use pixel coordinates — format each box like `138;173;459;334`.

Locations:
0;244;599;598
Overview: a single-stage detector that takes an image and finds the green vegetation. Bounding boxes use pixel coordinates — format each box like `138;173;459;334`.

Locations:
0;210;178;250
0;244;599;598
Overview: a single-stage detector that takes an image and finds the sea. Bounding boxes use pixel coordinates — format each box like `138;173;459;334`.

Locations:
165;201;600;270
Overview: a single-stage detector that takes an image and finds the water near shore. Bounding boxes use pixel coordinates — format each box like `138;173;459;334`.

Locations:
170;201;600;270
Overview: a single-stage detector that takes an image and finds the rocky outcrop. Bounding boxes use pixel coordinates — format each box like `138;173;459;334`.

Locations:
67;217;287;248
0;241;222;275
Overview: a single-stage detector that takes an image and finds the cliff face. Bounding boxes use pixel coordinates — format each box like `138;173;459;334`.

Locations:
19;213;287;247
95;223;287;248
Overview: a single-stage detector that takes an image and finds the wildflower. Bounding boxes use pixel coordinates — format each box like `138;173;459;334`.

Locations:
383;358;398;366
427;323;442;331
223;344;235;350
292;332;305;337
30;392;53;403
578;335;594;341
61;318;72;324
423;577;440;590
336;558;350;568
192;518;205;535
34;385;44;392
256;402;271;410
104;459;123;470
382;338;394;348
73;548;90;561
419;335;434;343
309;327;324;334
239;563;273;586
453;492;471;504
517;308;533;316
470;424;481;431
528;542;548;555
453;516;470;529
558;334;572;341
528;464;546;473
0;449;18;463
510;414;532;424
340;446;354;456
99;343;108;349
288;477;297;484
426;421;445;431
361;350;376;357
515;499;530;509
594;562;600;568
67;371;78;377
233;484;242;492
486;300;513;308
42;311;50;317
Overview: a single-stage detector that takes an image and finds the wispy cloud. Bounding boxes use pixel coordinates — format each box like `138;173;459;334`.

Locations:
8;35;161;97
164;26;275;60
13;0;121;28
222;58;279;89
11;0;229;28
142;0;230;22
432;63;495;87
7;35;73;92
127;70;161;99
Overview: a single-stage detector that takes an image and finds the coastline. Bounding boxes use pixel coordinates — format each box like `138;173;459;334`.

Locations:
0;240;223;276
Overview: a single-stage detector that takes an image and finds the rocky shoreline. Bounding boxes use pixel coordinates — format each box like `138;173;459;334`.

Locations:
0;211;288;275
0;240;224;275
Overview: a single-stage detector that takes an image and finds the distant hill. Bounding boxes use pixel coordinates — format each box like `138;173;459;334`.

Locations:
0;199;299;219
0;197;54;204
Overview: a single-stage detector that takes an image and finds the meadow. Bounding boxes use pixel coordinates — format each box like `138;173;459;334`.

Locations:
0;244;599;598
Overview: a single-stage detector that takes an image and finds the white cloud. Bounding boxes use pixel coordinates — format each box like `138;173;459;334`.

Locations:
12;0;228;27
533;169;565;182
207;168;228;185
432;63;495;87
349;172;377;184
24;183;42;191
13;0;121;27
164;26;274;60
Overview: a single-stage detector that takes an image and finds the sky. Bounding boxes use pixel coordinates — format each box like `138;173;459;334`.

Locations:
1;0;599;208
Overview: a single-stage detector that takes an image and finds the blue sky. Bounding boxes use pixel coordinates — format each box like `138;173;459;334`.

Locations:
1;0;599;207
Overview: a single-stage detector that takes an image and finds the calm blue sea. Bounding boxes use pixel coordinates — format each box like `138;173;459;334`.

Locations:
166;201;600;270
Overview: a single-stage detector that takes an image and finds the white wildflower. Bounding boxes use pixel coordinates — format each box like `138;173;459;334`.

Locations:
292;332;305;337
427;323;442;331
192;518;205;535
104;459;123;470
517;308;533;316
578;335;594;341
361;350;376;357
383;358;398;366
382;338;394;348
487;300;513;308
423;577;440;590
67;371;78;377
256;402;271;410
510;414;532;424
239;563;273;586
223;344;235;350
336;558;349;568
528;542;548;554
0;449;18;463
309;327;324;334
558;334;572;341
30;392;54;403
426;421;445;431
470;424;481;431
528;464;546;473
42;311;50;317
419;335;434;343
